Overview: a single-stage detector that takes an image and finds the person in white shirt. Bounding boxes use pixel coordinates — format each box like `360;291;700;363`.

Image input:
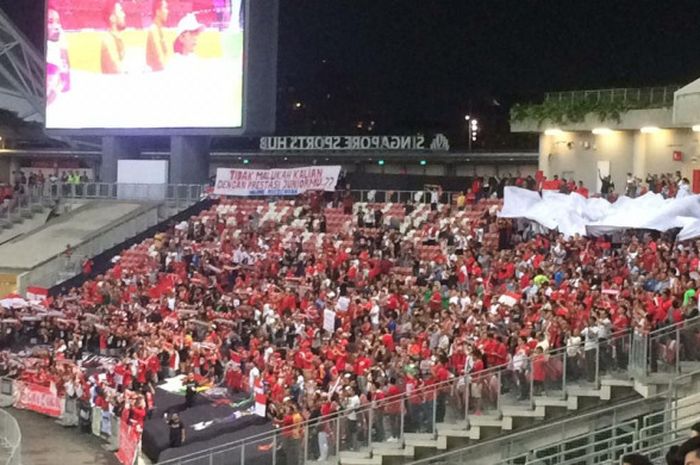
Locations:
597;311;613;372
677;178;691;198
511;338;530;400
336;294;350;312
566;329;583;382
248;364;260;394
580;318;600;382
369;300;380;328
345;387;361;450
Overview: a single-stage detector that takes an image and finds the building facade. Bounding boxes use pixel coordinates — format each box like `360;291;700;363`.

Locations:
511;84;700;194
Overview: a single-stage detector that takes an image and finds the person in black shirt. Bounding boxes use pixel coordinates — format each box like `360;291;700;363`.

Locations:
168;413;186;447
184;373;198;409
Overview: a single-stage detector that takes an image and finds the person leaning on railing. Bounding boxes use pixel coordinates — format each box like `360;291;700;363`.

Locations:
274;402;303;465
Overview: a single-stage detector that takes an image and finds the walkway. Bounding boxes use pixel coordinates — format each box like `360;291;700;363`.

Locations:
11;408;119;465
0;201;143;269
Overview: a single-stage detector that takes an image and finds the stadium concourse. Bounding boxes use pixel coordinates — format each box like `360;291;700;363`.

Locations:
1;188;700;465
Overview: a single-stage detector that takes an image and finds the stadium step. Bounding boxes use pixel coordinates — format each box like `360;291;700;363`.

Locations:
351;374;669;465
403;433;447;449
372;444;416;458
339;449;381;465
339;456;382;465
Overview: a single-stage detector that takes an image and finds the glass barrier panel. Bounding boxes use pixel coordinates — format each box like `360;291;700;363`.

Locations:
428;388;439;435
678;317;700;370
382;392;404;444
542;350;566;399
467;369;499;416
244;437;276;465
179;454;216;465
647;326;678;375
306;415;338;465
336;403;370;458
435;375;467;429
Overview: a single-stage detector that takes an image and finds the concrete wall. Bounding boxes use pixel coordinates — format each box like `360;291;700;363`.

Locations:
539;128;700;194
15;204;160;293
512;108;676;133
444;396;668;465
209;161;538;178
0;158;10;184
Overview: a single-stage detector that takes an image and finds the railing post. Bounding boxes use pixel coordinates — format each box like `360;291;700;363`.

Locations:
335;416;341;465
562;350;568;398
368;404;374;448
675;327;681;376
432;388;438;436
644;333;650;377
496;371;502;415
272;434;277;465
303;423;309;464
241;442;245;465
530;369;535;410
399;397;405;444
464;374;470;429
595;344;601;389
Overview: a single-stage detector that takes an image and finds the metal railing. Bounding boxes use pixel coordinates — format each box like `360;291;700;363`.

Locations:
348;190;460;205
0;409;21;465
494;393;699;465
406;367;700;465
156;316;700;465
629;316;700;380
215;190;465;205
157;328;636;465
544;86;680;108
0;189;48;225
12;182;205;206
13;184;461;207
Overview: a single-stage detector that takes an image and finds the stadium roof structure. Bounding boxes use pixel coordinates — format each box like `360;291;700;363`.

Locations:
0;7;44;123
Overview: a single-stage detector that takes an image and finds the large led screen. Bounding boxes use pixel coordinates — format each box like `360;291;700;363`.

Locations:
45;0;245;130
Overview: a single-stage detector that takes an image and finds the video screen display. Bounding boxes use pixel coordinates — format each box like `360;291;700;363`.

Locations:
45;0;245;130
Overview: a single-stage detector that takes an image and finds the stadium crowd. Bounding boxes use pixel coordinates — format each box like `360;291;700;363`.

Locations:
0;188;700;460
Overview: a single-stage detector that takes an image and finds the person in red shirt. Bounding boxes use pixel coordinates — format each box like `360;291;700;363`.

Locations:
434;358;451;422
469;348;486;415
82;256;94;277
384;378;402;440
575;181;589;198
130;396;147;429
380;329;395;352
531;347;547;396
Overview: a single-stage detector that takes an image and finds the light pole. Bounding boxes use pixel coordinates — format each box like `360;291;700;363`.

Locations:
465;115;479;151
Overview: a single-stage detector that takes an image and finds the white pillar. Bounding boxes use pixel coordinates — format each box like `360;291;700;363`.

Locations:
632;132;646;180
538;134;551;178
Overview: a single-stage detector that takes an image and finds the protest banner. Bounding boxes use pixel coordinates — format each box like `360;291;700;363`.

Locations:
115;419;141;465
214;166;341;196
323;308;336;333
14;381;64;417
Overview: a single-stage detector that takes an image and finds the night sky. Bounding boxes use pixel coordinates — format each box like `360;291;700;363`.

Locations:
2;0;700;149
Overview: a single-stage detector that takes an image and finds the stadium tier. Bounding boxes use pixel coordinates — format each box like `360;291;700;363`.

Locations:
1;192;700;465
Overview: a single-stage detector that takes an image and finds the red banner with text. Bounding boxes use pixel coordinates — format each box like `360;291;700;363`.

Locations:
214;166;341;196
14;381;64;417
115;419;141;465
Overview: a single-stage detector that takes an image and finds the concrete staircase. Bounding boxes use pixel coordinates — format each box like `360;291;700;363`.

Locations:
336;363;700;465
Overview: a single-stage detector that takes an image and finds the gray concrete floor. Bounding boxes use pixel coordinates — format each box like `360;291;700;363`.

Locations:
0;201;142;269
11;408;119;465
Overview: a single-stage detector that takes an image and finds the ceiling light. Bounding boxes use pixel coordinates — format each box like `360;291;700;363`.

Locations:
544;128;563;136
592;128;612;135
641;126;660;134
